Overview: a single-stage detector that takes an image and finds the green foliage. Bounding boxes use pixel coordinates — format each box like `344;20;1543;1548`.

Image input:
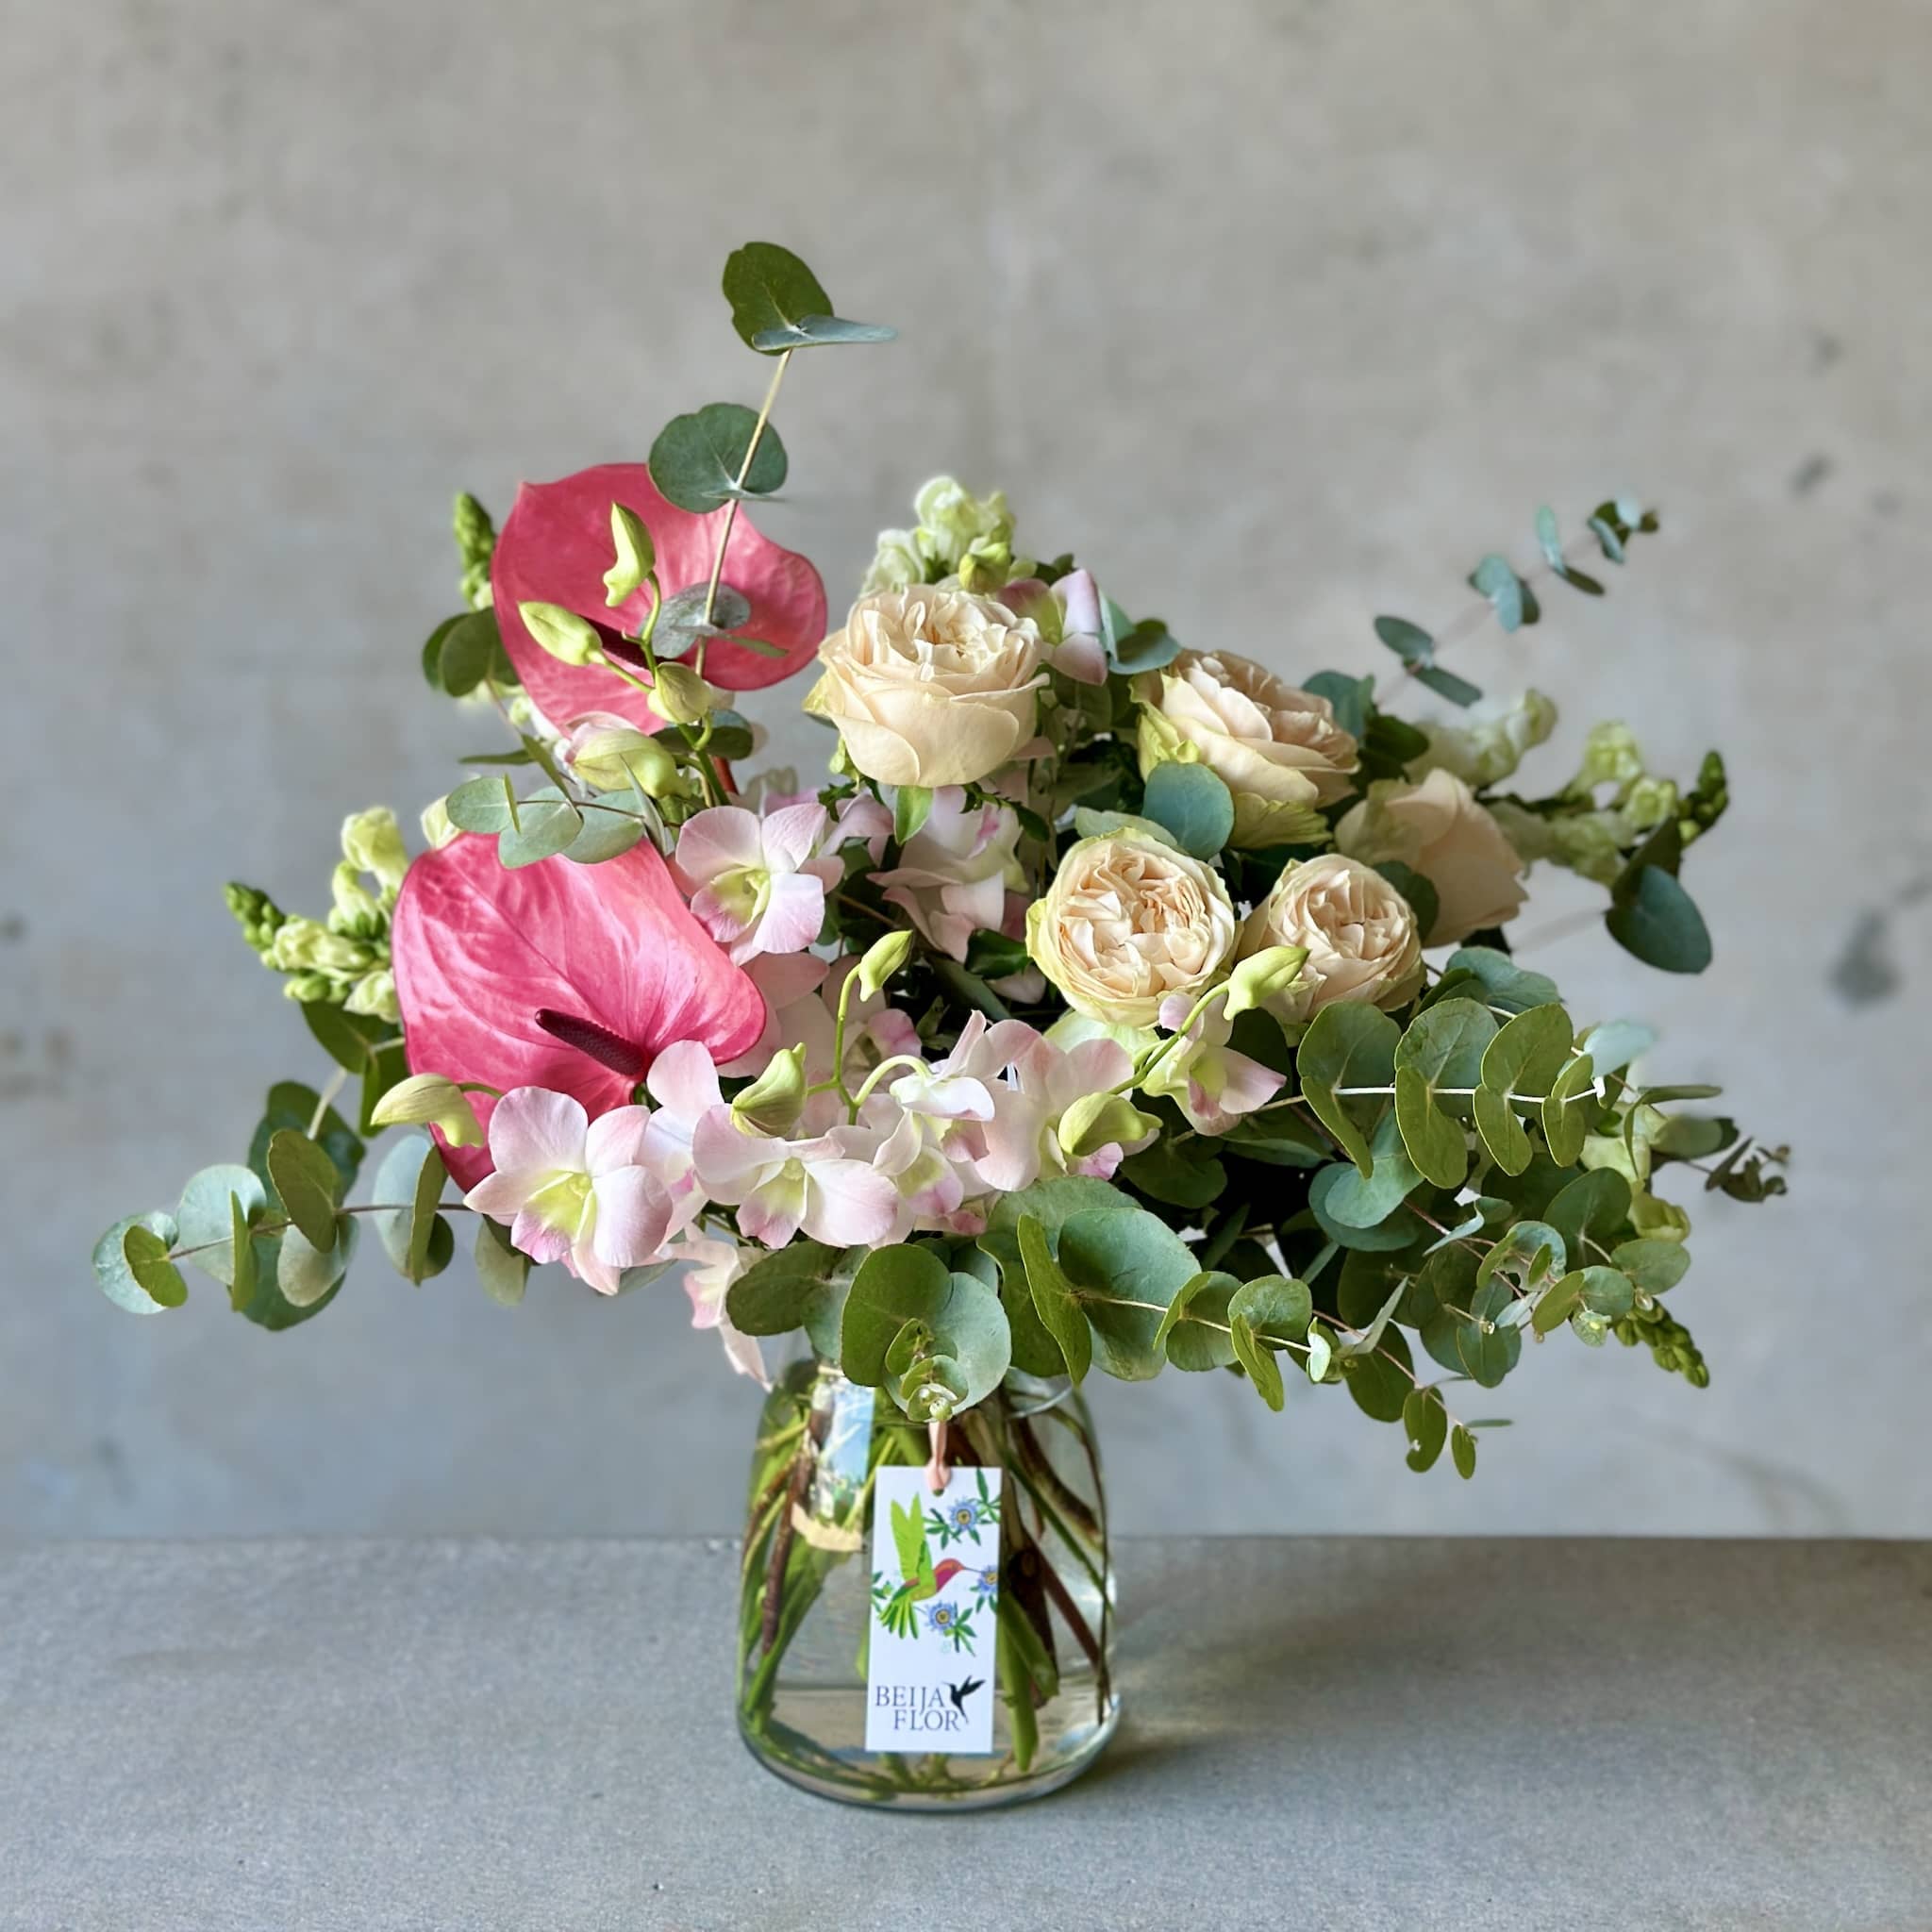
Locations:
1467;553;1538;631
370;1133;452;1284
1296;1002;1400;1177
92;1212;186;1314
1373;614;1486;708
649;403;789;513
264;1129;342;1254
1392;998;1496;1190
423;608;513;697
1403;1385;1448;1471
1541;1052;1599;1166
1226;1274;1313;1410
474;1218;529;1307
839;1243;1009;1418
1446;946;1561;1015
721;242;896;354
1153;1271;1239;1372
1613;1298;1710;1387
1016;1215;1092;1386
175;1165;268;1287
1141;762;1235;858
725;1241;856;1358
1473;1004;1572;1174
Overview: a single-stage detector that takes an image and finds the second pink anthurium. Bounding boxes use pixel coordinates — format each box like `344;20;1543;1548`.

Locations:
391;834;769;1189
491;462;827;733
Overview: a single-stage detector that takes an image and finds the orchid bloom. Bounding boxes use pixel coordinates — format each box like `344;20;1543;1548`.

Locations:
491;463;826;736
1141;994;1286;1135
673;802;841;965
862;1014;1008;1229
716;954;837;1079
690;1109;901;1249
974;1024;1156;1191
872;789;1026;961
390;834;766;1191
672;1232;768;1385
1001;568;1109;686
463;1089;674;1295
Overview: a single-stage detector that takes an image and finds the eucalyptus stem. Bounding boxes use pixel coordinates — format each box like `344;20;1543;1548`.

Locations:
703;348;792;625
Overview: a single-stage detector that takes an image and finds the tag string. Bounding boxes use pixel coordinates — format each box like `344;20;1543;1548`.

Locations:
924;1418;951;1493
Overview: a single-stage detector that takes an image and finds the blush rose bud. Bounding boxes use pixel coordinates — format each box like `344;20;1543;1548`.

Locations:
518;600;604;667
603;503;657;608
369;1072;485;1147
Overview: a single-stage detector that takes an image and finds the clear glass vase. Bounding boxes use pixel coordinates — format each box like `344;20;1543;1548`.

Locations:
736;1354;1119;1809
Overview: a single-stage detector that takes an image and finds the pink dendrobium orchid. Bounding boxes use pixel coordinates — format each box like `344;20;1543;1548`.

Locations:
716;953;836;1078
1001;569;1109;686
1143;994;1287;1135
491;463;827;733
872;789;1026;962
390;834;768;1191
674;1233;768;1385
690;1109;901;1250
974;1025;1155;1192
673;802;841;965
463;1088;674;1295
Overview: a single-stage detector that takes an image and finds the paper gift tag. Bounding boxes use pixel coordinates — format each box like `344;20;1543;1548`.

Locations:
864;1462;1003;1755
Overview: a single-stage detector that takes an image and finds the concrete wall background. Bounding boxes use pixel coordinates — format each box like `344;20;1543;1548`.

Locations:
5;0;1928;1540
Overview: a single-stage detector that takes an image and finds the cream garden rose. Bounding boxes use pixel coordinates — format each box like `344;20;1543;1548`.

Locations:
1136;650;1358;848
1027;829;1238;1025
1336;767;1527;945
1238;854;1424;1021
805;586;1044;789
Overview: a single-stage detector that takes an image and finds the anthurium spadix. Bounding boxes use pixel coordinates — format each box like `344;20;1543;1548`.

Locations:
391;833;767;1189
491;463;827;736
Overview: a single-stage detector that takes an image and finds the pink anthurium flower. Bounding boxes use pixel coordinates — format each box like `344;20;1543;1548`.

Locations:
673;802;841;965
391;834;768;1191
463;1088;674;1295
491;463;827;733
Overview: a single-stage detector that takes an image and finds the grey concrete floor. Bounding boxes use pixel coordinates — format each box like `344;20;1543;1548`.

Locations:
4;0;1929;1538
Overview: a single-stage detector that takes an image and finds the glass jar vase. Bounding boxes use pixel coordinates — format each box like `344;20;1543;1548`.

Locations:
736;1355;1119;1809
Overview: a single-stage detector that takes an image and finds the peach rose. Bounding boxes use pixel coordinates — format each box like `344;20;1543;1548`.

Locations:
1238;854;1423;1020
1336;768;1527;945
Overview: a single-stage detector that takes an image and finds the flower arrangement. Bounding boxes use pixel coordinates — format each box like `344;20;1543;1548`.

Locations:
94;241;1788;1457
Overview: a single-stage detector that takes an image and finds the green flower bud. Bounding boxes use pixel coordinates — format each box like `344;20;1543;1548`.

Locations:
343;968;399;1024
371;1071;485;1147
731;1044;808;1136
328;861;386;938
519;601;604;667
225;881;287;958
957;539;1013;594
649;662;718;727
1623;775;1679;834
604;503;657;609
1223;944;1310;1019
1546;812;1627;886
570;725;679;796
856;930;916;1001
267;917;372;977
1057;1091;1159;1160
911;477;1013;573
1572;721;1646;795
453;492;496;611
341;807;408;892
859;527;926;595
420;797;459;850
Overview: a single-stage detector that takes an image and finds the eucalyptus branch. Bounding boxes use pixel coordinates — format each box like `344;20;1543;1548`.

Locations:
703;348;792;625
165;1198;479;1264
